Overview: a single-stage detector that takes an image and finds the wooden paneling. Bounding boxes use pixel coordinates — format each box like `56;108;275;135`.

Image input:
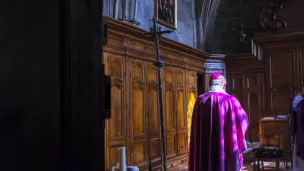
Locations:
227;46;304;152
244;73;264;141
230;75;245;107
103;17;214;170
226;53;265;142
298;47;304;87
165;67;175;132
164;66;177;158
129;59;147;166
176;69;187;155
228;73;264;141
226;1;304;157
266;48;296;114
146;63;161;165
104;53;127;169
227;29;304;145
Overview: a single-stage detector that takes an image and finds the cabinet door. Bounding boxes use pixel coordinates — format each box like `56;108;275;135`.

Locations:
129;59;147;166
164;67;177;157
229;74;248;139
146;63;161;162
267;49;297;113
175;69;187;155
244;73;264;141
104;53;126;169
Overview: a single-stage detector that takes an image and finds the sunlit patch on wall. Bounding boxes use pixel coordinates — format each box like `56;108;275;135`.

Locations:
187;92;196;148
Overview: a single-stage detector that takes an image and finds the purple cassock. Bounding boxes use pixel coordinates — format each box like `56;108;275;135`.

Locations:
188;92;249;171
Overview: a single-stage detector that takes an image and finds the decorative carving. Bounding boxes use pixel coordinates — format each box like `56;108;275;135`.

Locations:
260;0;288;30
176;70;184;86
188;87;197;94
246;76;258;89
131;61;144;81
165;85;175;92
148;81;158;91
111;77;124;88
132;80;145;90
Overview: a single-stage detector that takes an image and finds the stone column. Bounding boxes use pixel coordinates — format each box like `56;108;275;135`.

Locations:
113;0;122;19
113;0;137;21
125;0;137;21
195;0;220;51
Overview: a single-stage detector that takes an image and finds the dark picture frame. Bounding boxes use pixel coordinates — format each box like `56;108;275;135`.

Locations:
155;0;177;29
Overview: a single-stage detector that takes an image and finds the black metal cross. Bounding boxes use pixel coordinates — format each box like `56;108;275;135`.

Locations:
142;16;173;171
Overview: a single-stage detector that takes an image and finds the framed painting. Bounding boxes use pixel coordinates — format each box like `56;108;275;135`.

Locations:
155;0;177;29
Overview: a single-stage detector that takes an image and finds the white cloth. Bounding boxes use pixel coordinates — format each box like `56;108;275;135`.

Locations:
293;135;304;171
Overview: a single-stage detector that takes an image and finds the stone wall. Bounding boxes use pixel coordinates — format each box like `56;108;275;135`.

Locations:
209;0;268;54
103;0;197;47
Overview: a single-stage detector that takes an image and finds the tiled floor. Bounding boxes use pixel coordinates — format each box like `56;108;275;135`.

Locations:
180;161;292;171
243;161;291;171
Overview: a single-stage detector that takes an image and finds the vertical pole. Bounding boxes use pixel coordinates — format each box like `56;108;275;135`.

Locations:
152;17;167;171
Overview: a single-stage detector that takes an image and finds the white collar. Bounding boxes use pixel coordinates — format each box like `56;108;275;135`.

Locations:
208;86;226;93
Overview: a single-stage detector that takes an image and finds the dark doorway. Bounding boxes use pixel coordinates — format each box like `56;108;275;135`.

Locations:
197;72;206;96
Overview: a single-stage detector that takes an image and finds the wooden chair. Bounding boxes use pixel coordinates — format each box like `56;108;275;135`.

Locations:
254;133;284;171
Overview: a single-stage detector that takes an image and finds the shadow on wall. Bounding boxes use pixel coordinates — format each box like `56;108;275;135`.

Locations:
208;0;268;54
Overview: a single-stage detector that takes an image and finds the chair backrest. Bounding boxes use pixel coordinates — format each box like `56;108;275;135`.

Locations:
259;133;283;148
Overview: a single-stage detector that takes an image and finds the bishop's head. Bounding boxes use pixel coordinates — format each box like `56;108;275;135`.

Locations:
209;72;226;92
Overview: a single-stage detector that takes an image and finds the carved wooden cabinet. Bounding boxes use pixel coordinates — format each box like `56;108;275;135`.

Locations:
104;55;197;170
251;0;304;114
102;18;217;170
227;48;304;142
226;0;304;151
259;119;290;156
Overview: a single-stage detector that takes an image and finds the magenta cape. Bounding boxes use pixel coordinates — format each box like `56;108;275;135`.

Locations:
188;92;249;171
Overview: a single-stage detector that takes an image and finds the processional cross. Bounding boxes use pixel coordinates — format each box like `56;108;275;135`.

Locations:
142;17;173;171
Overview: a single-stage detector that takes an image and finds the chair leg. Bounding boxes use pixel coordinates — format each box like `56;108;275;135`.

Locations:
253;161;257;171
257;159;260;171
261;161;264;170
276;159;280;171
